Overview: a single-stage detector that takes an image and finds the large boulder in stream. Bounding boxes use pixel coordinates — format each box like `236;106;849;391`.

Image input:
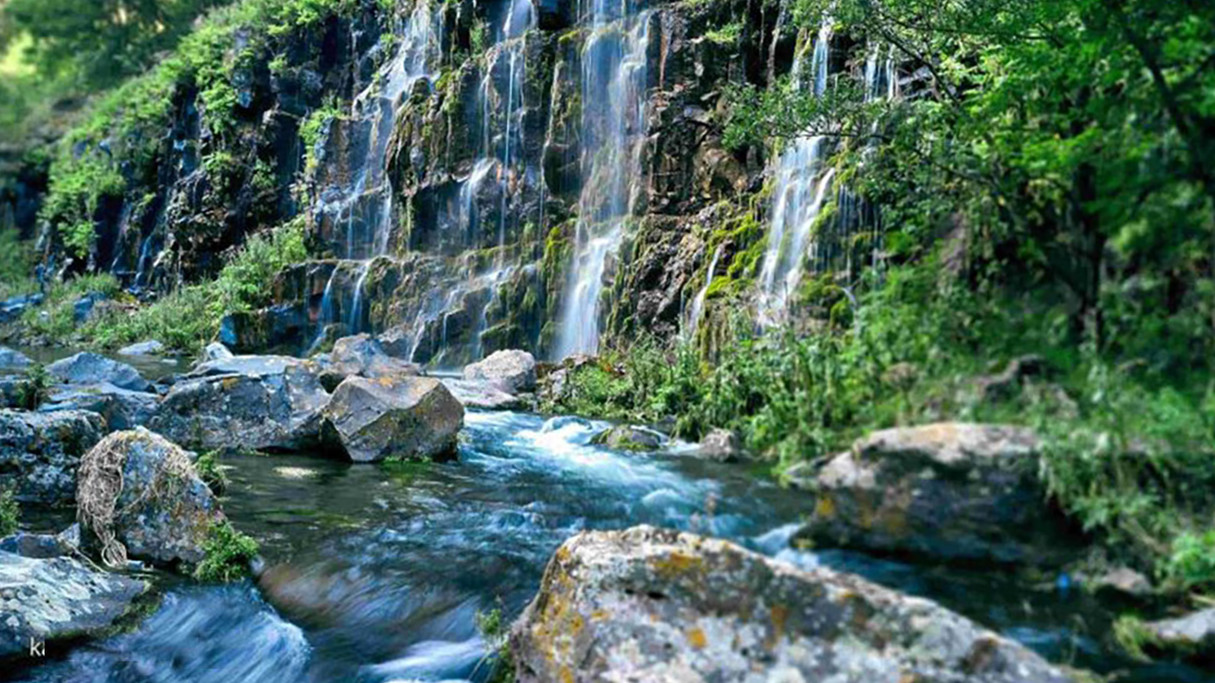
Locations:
150;355;329;451
462;349;537;393
1139;608;1215;662
77;429;224;568
510;526;1076;683
321;375;464;463
441;378;525;410
0;551;148;659
795;423;1078;566
313;334;420;391
46;352;151;393
0;409;105;505
39;382;160;430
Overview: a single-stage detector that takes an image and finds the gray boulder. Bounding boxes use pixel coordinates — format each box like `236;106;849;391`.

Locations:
151;355;329;451
40;382;159;430
591;424;666;452
510;526;1076;683
441;378;525;410
695;428;745;462
314;334;420;391
202;342;234;362
796;423;1077;566
463;349;537;393
0;347;32;373
0;551;147;659
1142;608;1215;661
0;376;32;408
117;340;165;356
46;352;151;393
321;375;464;463
0;293;42;324
77;429;224;568
0;410;105;505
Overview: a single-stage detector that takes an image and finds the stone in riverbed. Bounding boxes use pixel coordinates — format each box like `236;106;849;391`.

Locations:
46;352;151;393
509;526;1077;683
150;355;329;451
313;334;420;391
321;375;463;463
695;427;744;462
1140;608;1215;662
0;551;147;659
462;349;537;393
795;423;1079;566
202;341;234;362
77;428;224;568
40;382;160;430
0;409;104;505
0;347;32;373
590;424;666;452
441;378;524;410
117;340;165;356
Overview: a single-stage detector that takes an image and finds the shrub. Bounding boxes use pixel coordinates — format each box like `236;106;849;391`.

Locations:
194;520;259;583
0;487;18;537
15;363;51;410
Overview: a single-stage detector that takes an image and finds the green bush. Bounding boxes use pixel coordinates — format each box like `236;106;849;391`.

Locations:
194;520;259;583
15;363;51;410
20;273;122;341
0;486;18;537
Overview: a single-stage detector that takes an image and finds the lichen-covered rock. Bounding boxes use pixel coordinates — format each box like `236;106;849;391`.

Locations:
0;551;147;659
77;429;224;568
116;340;165;356
321;375;463;463
150;355;329;451
796;423;1078;566
1142;608;1215;661
510;526;1076;683
462;349;537;393
0;409;105;505
695;427;744;462
0;347;32;373
40;382;160;430
46;352;151;393
313;334;420;391
590;424;666;452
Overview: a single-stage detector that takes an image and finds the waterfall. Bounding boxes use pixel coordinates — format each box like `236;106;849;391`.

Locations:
310;3;440;346
757;21;833;328
685;243;723;339
554;2;651;359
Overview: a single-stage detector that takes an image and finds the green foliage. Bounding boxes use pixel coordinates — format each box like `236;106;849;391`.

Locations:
0;486;18;537
195;450;230;495
300;101;346;174
703;21;742;46
21;273;122;341
15;363;51;410
474;605;515;683
194;520;259;582
1162;531;1215;595
1113;615;1159;663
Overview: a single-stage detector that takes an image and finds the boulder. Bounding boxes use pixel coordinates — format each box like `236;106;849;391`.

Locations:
441;378;525;410
77;429;224;568
150;356;329;451
72;291;108;323
321;375;464;463
202;341;234;362
695;428;744;462
796;423;1077;566
46;352;151;393
0;551;147;659
0;524;79;559
462;349;537;393
1141;608;1215;661
0;410;105;505
116;340;165;356
0;293;42;324
0;376;32;408
0;347;32;373
40;382;160;430
510;526;1076;683
591;424;666;452
314;334;420;391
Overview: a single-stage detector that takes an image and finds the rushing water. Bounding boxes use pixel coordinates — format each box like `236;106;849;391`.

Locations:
555;2;651;359
12;411;1213;683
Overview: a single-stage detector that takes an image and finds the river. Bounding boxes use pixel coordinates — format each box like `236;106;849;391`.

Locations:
11;411;1212;682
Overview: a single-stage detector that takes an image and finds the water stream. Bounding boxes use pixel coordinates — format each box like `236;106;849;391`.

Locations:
12;411;1212;683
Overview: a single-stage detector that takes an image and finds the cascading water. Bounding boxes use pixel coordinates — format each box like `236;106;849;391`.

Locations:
554;1;651;359
310;3;440;347
757;21;833;328
684;243;723;338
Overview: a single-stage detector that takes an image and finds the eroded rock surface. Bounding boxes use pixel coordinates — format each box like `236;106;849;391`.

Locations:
0;409;104;505
40;382;160;430
796;423;1078;565
321;375;463;463
510;526;1076;683
46;352;151;393
462;349;537;393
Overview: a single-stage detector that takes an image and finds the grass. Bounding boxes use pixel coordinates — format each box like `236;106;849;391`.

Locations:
194;520;259;582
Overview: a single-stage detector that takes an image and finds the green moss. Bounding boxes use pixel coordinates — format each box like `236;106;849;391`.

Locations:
195;451;229;495
0;486;18;537
194;520;259;583
15;363;51;410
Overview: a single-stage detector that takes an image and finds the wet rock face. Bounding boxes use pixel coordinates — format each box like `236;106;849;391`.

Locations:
462;349;537;393
321;375;464;463
1142;608;1215;662
0;551;147;660
0;347;32;373
0;410;105;505
150;355;329;451
510;526;1076;683
314;334;420;391
46;352;151;393
40;383;160;431
440;378;524;410
796;423;1079;566
77;429;224;568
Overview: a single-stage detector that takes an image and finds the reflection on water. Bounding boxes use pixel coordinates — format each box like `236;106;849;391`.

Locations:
13;411;1214;683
